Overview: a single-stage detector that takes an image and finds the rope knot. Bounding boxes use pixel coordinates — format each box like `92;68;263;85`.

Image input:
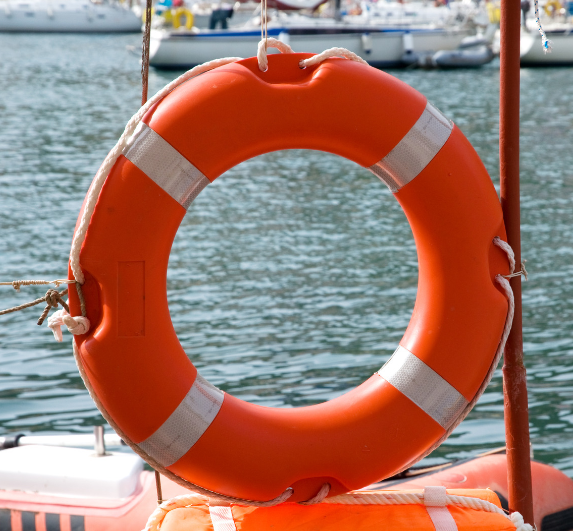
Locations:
45;289;62;308
12;280;23;292
48;308;90;342
37;288;70;326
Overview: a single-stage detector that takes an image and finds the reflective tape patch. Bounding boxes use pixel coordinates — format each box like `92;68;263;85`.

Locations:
426;507;459;531
424;487;458;531
209;506;237;531
369;102;452;193
378;346;467;429
124;123;209;209
138;374;224;467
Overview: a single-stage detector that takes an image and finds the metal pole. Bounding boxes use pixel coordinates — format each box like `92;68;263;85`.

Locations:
155;470;164;505
142;11;165;508
499;0;534;524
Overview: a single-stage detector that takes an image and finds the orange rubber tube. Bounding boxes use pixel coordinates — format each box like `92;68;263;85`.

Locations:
69;53;510;503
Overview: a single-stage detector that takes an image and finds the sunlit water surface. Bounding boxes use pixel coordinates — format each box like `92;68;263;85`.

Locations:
0;34;572;477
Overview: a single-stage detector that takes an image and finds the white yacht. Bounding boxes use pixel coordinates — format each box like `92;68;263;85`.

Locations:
520;21;573;65
0;0;142;32
149;8;477;69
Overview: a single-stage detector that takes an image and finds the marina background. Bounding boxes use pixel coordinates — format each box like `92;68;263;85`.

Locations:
0;33;572;477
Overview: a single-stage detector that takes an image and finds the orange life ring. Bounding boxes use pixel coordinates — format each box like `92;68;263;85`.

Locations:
69;53;510;504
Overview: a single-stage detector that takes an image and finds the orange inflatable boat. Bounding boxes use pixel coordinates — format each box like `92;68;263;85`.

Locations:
0;446;571;531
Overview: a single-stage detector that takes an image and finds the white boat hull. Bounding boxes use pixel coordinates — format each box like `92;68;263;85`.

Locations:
521;28;573;65
0;0;141;32
149;26;470;69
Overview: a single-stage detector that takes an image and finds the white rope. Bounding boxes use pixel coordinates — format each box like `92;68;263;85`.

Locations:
466;237;515;417
257;37;294;71
494;237;528;281
68;56;243;288
141;490;533;531
493;236;516;274
48;308;90;342
298;483;331;505
511;511;535;531
533;0;552;53
299;47;369;68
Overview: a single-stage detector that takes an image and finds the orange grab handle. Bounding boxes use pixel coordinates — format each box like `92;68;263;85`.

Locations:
69;54;509;503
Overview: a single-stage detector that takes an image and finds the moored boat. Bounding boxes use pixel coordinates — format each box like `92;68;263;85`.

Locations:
0;0;141;33
0;441;571;530
149;21;472;69
520;23;573;65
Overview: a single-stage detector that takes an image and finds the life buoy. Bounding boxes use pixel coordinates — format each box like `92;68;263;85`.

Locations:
172;7;193;29
69;53;510;504
544;0;561;15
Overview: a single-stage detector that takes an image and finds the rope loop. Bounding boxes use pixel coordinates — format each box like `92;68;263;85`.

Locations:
299;47;369;69
298;483;331;505
493;236;528;281
257;37;294;72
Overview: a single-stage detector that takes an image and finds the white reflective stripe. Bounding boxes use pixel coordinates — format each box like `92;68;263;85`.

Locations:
369;102;453;193
378;346;467;429
137;374;224;467
209;506;237;531
426;507;458;531
123;122;209;209
424;487;458;531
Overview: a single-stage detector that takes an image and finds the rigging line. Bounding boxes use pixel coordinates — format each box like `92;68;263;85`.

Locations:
264;0;268;52
142;0;153;105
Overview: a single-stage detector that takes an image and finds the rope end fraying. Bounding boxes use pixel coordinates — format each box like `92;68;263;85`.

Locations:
542;38;553;53
48;308;90;342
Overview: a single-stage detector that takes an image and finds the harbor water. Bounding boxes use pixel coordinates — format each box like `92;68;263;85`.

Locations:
1;34;572;477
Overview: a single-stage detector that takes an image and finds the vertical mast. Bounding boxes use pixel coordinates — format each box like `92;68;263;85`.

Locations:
499;0;534;524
